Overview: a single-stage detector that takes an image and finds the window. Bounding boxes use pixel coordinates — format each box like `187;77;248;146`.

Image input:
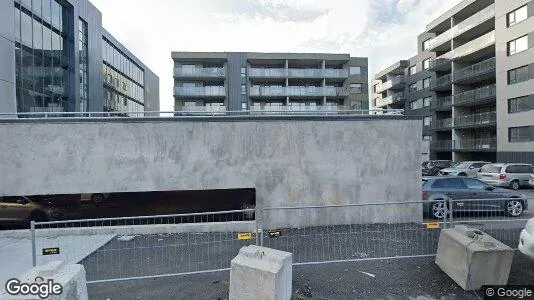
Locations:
423;116;433;126
508;35;529;55
422;39;431;51
241;84;246;95
507;65;530;84
423;58;431;70
409;83;417;92
463;178;486;189
432;178;466;189
423;135;432;141
349;66;361;75
507;5;528;27
240;67;246;77
410;99;423;110
423;96;431;107
509;96;534;113
422;77;431;89
409;65;416;75
241;102;247;111
350;83;362;93
509;126;534;142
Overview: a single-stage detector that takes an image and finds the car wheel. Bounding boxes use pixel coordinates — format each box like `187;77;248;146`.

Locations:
505;199;524;217
91;193;105;204
430;201;447;219
510;180;520;191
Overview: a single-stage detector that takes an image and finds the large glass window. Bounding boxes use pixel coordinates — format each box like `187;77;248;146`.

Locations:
509;96;534;113
508;35;529;56
79;18;88;112
422;77;431;89
507;5;528;27
349;66;361;75
507;65;530;84
422;58;430;70
409;65;416;75
509;126;534;142
422;39;430;51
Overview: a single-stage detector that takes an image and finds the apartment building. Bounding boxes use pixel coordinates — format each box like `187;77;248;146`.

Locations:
172;52;368;113
373;0;534;163
0;0;159;115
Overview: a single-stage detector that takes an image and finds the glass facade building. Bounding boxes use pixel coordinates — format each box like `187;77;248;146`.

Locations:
14;0;71;112
2;0;159;115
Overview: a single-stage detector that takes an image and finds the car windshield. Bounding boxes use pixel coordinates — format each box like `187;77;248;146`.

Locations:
454;163;470;169
480;165;502;173
422;162;429;168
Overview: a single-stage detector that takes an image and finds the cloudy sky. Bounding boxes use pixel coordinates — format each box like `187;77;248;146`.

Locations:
90;0;463;111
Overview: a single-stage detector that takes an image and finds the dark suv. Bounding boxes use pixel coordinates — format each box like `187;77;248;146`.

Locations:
422;177;528;219
422;160;453;176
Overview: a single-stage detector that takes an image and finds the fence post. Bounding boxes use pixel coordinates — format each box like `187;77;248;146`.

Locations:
448;198;454;228
259;208;264;247
31;221;36;267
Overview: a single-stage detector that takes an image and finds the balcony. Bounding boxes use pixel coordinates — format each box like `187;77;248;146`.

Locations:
173;67;225;78
179;105;227;114
453;138;496;151
375;92;405;108
453;57;495;83
438;30;495;61
249;86;349;97
432;118;453;130
431;96;453;111
248;68;349;79
430;140;453;151
174;86;226;97
375;75;405;93
428;4;495;51
431;74;452;91
429;58;452;72
453;85;496;106
454;111;496;128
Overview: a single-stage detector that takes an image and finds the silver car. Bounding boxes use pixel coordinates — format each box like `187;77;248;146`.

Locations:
438;161;490;178
477;163;534;190
530;174;534;188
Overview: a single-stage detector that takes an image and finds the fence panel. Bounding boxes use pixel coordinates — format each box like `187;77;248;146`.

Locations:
259;201;446;265
31;209;256;283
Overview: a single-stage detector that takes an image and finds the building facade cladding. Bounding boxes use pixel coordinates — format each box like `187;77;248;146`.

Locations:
0;0;159;115
172;52;369;112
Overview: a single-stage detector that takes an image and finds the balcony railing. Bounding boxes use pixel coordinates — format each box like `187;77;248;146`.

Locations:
180;105;227;113
453;138;496;151
454;111;496;127
173;67;225;78
430;140;453;150
375;75;405;93
433;118;453;130
453;85;496;106
374;92;405;108
248;68;349;79
174;86;226;97
431;96;453;110
432;74;452;89
428;4;495;50
249;86;349;97
453;57;495;82
429;58;451;70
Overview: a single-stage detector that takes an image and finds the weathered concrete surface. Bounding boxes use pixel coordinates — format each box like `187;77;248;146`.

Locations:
230;245;292;300
435;225;515;290
0;261;88;300
0;116;422;227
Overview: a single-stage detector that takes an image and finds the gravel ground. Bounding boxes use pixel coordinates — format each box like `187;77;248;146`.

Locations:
87;252;534;300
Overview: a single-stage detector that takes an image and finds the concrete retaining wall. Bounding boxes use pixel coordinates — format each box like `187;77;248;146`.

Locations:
0;116;422;227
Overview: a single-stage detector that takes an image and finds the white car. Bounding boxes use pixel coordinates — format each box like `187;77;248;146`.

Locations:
519;218;534;259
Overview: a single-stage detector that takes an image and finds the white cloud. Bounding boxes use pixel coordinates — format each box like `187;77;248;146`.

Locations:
89;0;463;110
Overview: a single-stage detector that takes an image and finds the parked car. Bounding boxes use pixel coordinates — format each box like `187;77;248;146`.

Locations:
519;217;534;259
80;193;111;204
0;195;79;227
438;161;490;177
422;177;528;219
476;163;534;190
529;174;534;188
422;160;453;176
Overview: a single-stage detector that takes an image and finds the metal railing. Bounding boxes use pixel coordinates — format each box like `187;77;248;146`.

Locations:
453;84;496;106
453;138;497;150
173;67;225;78
429;58;451;70
432;118;453;130
249;86;349;97
248;68;349;78
375;92;406;108
0;109;405;119
453;57;495;83
432;74;452;89
431;96;452;110
173;86;226;97
454;111;496;127
430;140;453;150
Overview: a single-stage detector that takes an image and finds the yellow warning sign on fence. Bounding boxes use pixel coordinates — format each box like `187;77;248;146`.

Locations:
426;222;440;229
237;233;254;240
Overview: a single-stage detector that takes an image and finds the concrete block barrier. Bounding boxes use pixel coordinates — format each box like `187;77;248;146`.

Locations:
435;225;514;290
230;245;292;300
